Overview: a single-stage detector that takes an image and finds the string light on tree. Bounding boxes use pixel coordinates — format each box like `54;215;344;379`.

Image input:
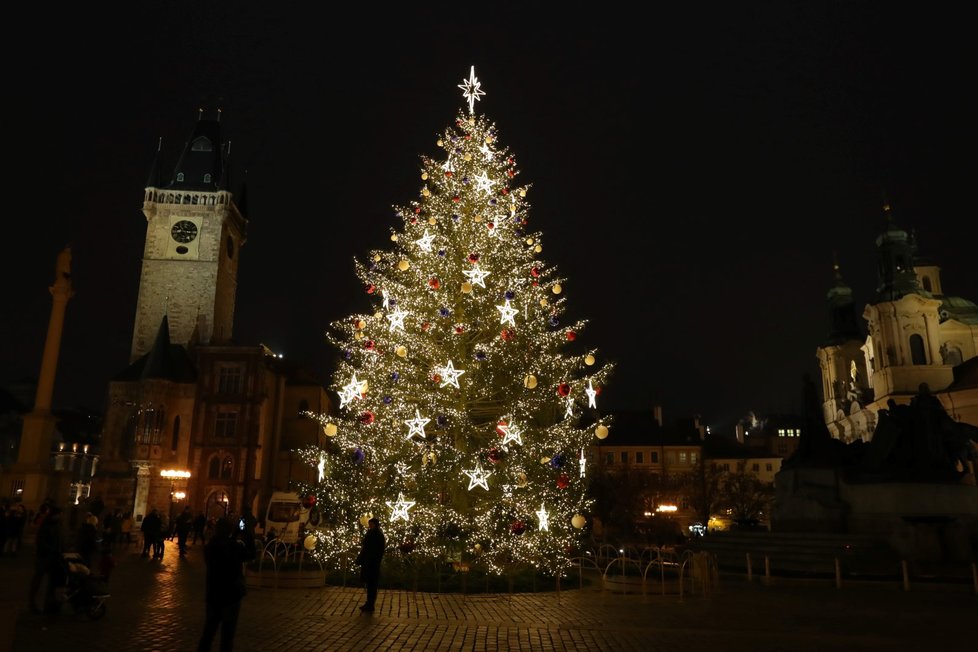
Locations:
293;65;613;577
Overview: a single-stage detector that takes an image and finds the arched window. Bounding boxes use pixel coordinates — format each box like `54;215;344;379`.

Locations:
909;334;927;365
208;456;220;479
221;456;233;480
171;415;180;451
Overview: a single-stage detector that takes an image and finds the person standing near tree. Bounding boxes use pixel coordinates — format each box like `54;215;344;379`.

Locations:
28;505;63;614
356;517;386;613
196;516;256;652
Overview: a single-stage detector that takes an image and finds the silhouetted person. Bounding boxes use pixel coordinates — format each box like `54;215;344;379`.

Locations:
356;517;386;613
176;506;194;557
197;516;256;652
29;505;64;614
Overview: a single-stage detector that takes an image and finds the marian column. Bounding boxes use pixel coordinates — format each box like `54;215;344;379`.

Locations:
6;246;75;509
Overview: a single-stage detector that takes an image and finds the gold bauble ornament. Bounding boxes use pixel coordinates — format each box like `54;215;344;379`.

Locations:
421;172;428;180
396;345;407;358
571;514;587;529
373;254;381;263
391;234;398;242
464;153;472;161
359;513;373;528
585;354;595;366
354;331;364;340
422;188;430;197
428;217;437;225
534;245;542;253
398;260;410;271
303;534;317;550
541;456;551;465
526;238;534;245
519;189;526;197
595;425;609;440
461;282;473;294
356;319;367;329
552;284;562;295
473;215;482;222
540;298;549;307
517;472;528;487
437;139;444;147
485;136;493;143
323;423;338;437
468;117;475;126
524;375;538;389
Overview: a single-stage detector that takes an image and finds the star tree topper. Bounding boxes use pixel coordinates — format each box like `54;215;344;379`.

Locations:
458;65;485;114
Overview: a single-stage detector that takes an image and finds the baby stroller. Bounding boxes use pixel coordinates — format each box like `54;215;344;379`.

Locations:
56;552;111;620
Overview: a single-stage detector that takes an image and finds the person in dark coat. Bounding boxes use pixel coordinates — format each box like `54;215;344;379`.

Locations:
356;517;386;612
140;508;162;558
76;513;99;567
196;516;256;652
175;506;194;557
28;505;64;614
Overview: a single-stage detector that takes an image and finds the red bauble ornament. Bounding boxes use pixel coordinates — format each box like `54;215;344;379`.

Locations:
501;328;515;342
452;196;461;203
532;280;539;287
302;494;317;508
432;374;442;384
557;383;571;397
360;411;375;425
501;188;509;195
507;169;514;178
510;520;526;536
365;284;376;294
566;331;577;342
496;421;508;436
410;217;418;225
428;278;441;289
487;222;494;230
454;325;464;334
595;386;602;395
556;474;570;490
445;171;453;178
468;253;480;263
364;340;375;349
530;267;540;277
414;206;421;214
488;448;501;464
422;322;431;331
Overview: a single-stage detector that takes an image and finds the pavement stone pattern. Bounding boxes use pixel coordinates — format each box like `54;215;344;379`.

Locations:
1;538;975;652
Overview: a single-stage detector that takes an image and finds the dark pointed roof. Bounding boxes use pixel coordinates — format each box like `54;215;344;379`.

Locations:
166;111;227;192
594;409;702;446
822;257;863;346
146;137;162;188
114;316;196;383
873;201;922;302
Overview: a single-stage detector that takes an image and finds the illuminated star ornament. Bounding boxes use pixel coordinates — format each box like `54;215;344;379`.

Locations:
463;463;492;491
387;493;415;522
414;229;436;252
585;380;598;409
404;410;431;440
496;300;518;327
381;289;391;309
458;65;486;114
463;265;491;288
394;461;410;478
498;421;523;447
478;142;494;161
387;307;408;332
435;360;465;388
564;397;575;419
317;454;326;483
579;449;587;478
536;503;550;531
338;374;367;409
474;171;495;195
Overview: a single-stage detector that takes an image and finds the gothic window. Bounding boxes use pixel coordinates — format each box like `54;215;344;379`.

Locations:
171;415;180;451
218;366;243;394
909;334;927;365
204;173;212;183
208;456;220;479
191;136;213;152
177;173;185;182
221;456;233;480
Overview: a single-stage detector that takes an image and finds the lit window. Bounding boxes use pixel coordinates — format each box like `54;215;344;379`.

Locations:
690;452;698;464
679;451;688;464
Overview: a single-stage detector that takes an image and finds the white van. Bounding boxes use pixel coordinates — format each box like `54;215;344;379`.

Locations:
263;492;311;544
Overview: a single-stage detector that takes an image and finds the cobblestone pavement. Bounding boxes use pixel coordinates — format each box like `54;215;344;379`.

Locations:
2;538;975;652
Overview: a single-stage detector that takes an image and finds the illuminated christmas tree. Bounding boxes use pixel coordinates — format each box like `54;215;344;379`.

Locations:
298;67;613;576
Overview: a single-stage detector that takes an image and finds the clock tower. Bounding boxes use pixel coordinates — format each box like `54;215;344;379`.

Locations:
131;111;247;361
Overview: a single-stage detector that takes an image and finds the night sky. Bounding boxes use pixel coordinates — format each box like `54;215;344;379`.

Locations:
4;3;975;438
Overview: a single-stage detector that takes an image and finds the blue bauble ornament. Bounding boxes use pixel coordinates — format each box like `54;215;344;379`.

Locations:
439;307;450;317
549;454;564;469
505;290;515;300
352;447;365;464
474;350;486;361
383;396;393;405
549;316;559;327
391;371;400;382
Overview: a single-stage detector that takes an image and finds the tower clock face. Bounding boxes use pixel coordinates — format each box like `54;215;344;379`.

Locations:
171;220;199;243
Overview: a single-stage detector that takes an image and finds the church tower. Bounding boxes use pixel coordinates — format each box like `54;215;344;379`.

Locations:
131;111;247;362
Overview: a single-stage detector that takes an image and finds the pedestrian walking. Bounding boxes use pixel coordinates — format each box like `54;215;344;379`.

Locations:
356;517;386;613
196;516;256;652
176;506;194;557
28;504;64;614
141;508;162;558
192;511;207;545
